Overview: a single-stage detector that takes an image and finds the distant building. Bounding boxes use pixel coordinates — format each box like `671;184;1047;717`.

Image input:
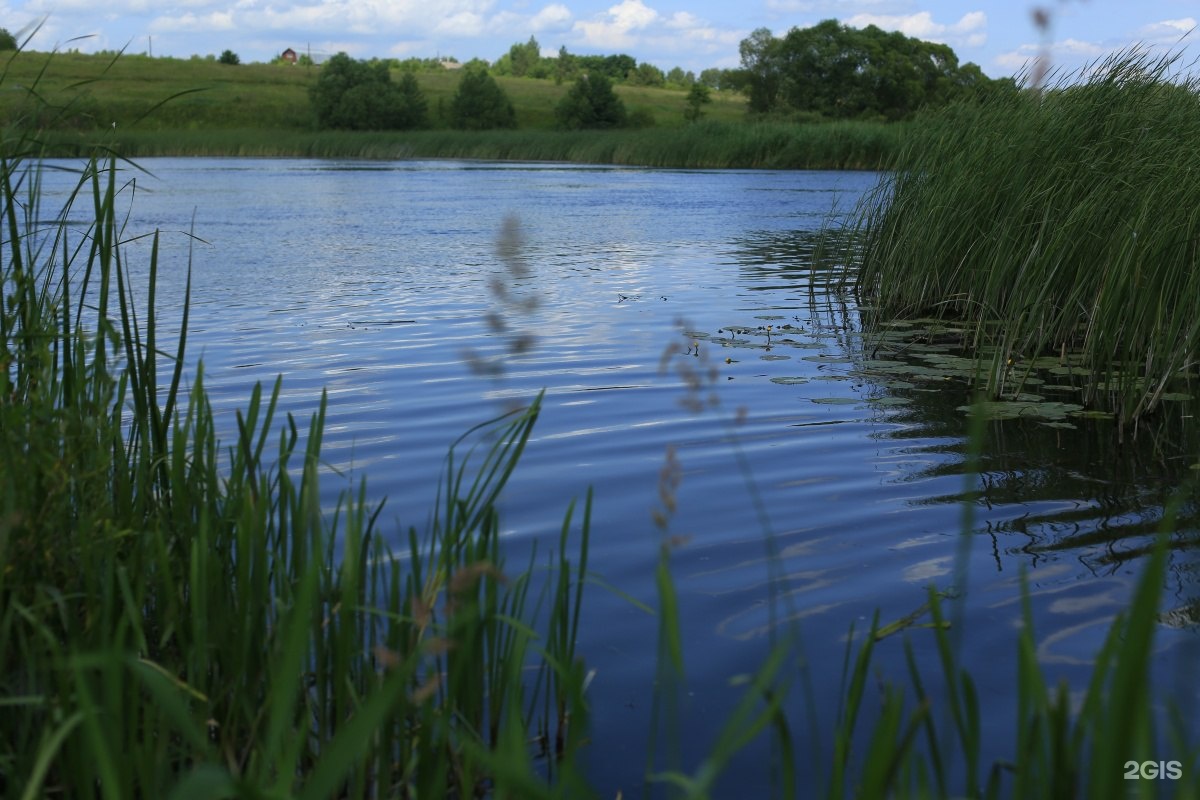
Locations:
440;60;463;70
281;48;297;64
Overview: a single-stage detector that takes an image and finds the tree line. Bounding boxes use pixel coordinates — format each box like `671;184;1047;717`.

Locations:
0;19;1018;132
731;20;1017;121
309;52;682;132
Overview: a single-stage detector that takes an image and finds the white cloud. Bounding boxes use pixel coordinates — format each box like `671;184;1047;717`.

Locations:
148;11;236;33
764;0;894;12
433;11;487;37
530;3;572;32
1136;17;1197;44
994;38;1107;74
845;10;987;46
572;0;658;49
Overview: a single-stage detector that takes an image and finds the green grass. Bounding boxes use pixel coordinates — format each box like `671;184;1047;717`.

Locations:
835;49;1200;425
35;120;903;168
0;48;747;132
1;47;901;168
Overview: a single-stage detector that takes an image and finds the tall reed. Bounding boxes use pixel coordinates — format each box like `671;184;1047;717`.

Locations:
839;49;1200;425
0;131;592;800
35;119;904;169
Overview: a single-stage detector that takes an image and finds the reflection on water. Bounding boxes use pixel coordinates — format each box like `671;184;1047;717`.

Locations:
30;158;1198;794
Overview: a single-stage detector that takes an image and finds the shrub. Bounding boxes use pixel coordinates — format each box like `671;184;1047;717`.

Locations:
683;83;711;123
554;73;627;130
310;52;428;130
449;67;517;130
218;49;240;65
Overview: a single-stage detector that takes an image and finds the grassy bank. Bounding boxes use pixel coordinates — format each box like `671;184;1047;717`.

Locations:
2;48;902;168
836;50;1200;425
0;50;749;132
37;120;902;168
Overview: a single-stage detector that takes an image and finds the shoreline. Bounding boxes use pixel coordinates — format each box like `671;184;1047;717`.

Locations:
32;121;907;171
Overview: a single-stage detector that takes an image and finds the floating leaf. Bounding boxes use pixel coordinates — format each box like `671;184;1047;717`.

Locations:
956;400;1085;421
802;355;855;364
770;377;809;385
811;397;859;405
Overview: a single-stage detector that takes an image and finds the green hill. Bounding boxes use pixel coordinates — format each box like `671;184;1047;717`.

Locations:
0;50;747;132
0;50;902;168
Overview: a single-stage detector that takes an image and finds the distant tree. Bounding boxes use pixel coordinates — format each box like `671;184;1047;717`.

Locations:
555;73;627;129
683;82;711;122
698;68;725;90
666;66;693;88
575;54;637;83
736;20;1015;120
739;27;782;113
555;45;575;85
0;28;17;51
218;49;240;65
508;35;541;78
393;72;429;128
310;52;428;130
627;62;665;87
449;66;517;129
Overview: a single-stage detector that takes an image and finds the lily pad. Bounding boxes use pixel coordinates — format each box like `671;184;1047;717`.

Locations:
811;397;859;405
802;355;855;364
770;377;810;385
869;396;912;407
956;400;1085;421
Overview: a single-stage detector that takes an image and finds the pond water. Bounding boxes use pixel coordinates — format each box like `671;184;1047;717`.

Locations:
42;158;1200;793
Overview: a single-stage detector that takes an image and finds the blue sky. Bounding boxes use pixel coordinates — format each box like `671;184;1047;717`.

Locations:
3;0;1196;78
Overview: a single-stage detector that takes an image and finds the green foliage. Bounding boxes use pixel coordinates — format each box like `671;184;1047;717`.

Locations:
838;49;1200;424
683;82;711;123
555;73;628;129
555;45;575;85
449;66;517;129
309;52;428;130
665;66;693;88
627;62;666;87
217;49;239;65
510;35;542;78
0;27;16;50
738;20;1013;120
575;53;637;83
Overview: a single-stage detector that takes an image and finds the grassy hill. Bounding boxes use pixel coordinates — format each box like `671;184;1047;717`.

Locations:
0;49;902;168
0;50;747;131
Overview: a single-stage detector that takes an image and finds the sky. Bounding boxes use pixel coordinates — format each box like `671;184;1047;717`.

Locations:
2;0;1196;78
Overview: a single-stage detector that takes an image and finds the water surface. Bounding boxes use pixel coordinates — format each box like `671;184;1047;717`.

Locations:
42;158;1200;794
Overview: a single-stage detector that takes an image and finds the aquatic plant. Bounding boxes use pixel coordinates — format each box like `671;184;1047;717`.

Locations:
0;117;592;800
841;48;1200;426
